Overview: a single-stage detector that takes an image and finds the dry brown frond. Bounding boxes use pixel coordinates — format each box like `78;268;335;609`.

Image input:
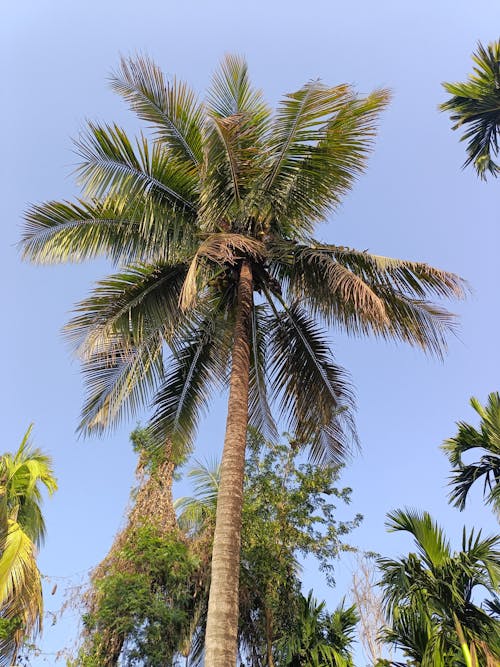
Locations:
179;233;264;310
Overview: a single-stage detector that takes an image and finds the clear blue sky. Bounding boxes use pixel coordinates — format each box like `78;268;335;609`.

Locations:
2;1;500;663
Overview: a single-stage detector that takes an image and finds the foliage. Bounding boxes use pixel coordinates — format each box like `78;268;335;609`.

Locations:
378;509;500;666
21;54;465;662
276;592;358;667
74;525;202;667
20;55;465;461
0;425;57;665
441;40;500;179
442;392;500;518
177;431;362;665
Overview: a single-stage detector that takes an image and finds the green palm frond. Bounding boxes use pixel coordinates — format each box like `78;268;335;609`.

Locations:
443;392;500;515
0;520;42;665
248;303;277;441
21;198;145;265
201;56;271;227
266;299;355;464
386;509;451;567
441;40;500;179
110;55;204;167
265;84;390;232
65;263;187;355
75;122;198;211
0;428;55;666
175;458;220;533
1;427;57;547
207;54;270;125
78;330;164;434
22;194;198;266
150;311;230;456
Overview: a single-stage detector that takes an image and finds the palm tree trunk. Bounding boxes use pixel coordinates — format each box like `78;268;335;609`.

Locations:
205;260;253;667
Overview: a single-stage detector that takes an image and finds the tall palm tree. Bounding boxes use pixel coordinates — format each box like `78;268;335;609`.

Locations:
442;392;500;518
378;509;500;666
0;425;57;665
21;55;465;666
441;40;500;180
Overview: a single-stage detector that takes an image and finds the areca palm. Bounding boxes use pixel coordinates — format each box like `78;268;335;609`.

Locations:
441;40;500;180
21;55;465;665
378;509;500;666
0;425;57;665
443;392;500;518
277;592;358;667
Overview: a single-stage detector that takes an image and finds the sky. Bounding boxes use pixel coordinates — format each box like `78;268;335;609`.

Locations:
2;1;500;664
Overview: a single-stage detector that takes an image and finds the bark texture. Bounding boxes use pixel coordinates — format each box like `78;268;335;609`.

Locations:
204;260;253;667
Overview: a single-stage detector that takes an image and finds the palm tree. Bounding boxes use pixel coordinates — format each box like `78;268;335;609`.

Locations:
0;425;57;665
277;592;358;667
378;509;500;666
21;55;465;666
442;392;500;518
441;40;500;180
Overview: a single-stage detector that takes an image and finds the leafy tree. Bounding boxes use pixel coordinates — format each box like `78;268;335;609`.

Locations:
443;392;500;518
177;432;362;665
0;425;57;665
441;40;500;179
21;55;465;665
73;428;209;667
378;509;500;666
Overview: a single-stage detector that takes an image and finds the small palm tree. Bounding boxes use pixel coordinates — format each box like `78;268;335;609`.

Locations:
277;592;358;667
0;425;57;665
441;40;500;180
442;392;500;518
21;55;465;665
378;509;500;666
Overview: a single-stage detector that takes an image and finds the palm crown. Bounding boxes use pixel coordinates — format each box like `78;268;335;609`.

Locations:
441;40;500;180
22;55;464;461
21;55;466;665
0;425;57;665
378;509;500;666
443;392;500;518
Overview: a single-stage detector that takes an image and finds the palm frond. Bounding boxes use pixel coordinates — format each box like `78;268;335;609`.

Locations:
78;330;164;435
175;458;220;533
0;520;42;658
265;297;355;464
110;55;204;167
265;85;389;232
207;54;270;127
75;122;198;212
179;233;264;310
274;241;465;356
65;263;187;355
2;428;57;548
443;393;500;514
149;310;230;457
248;303;277;441
441;40;500;179
22;198;142;265
386;509;451;567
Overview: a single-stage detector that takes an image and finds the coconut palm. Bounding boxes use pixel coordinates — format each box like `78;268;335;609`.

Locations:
21;55;465;665
441;40;500;180
378;509;500;666
0;425;57;665
443;392;500;518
